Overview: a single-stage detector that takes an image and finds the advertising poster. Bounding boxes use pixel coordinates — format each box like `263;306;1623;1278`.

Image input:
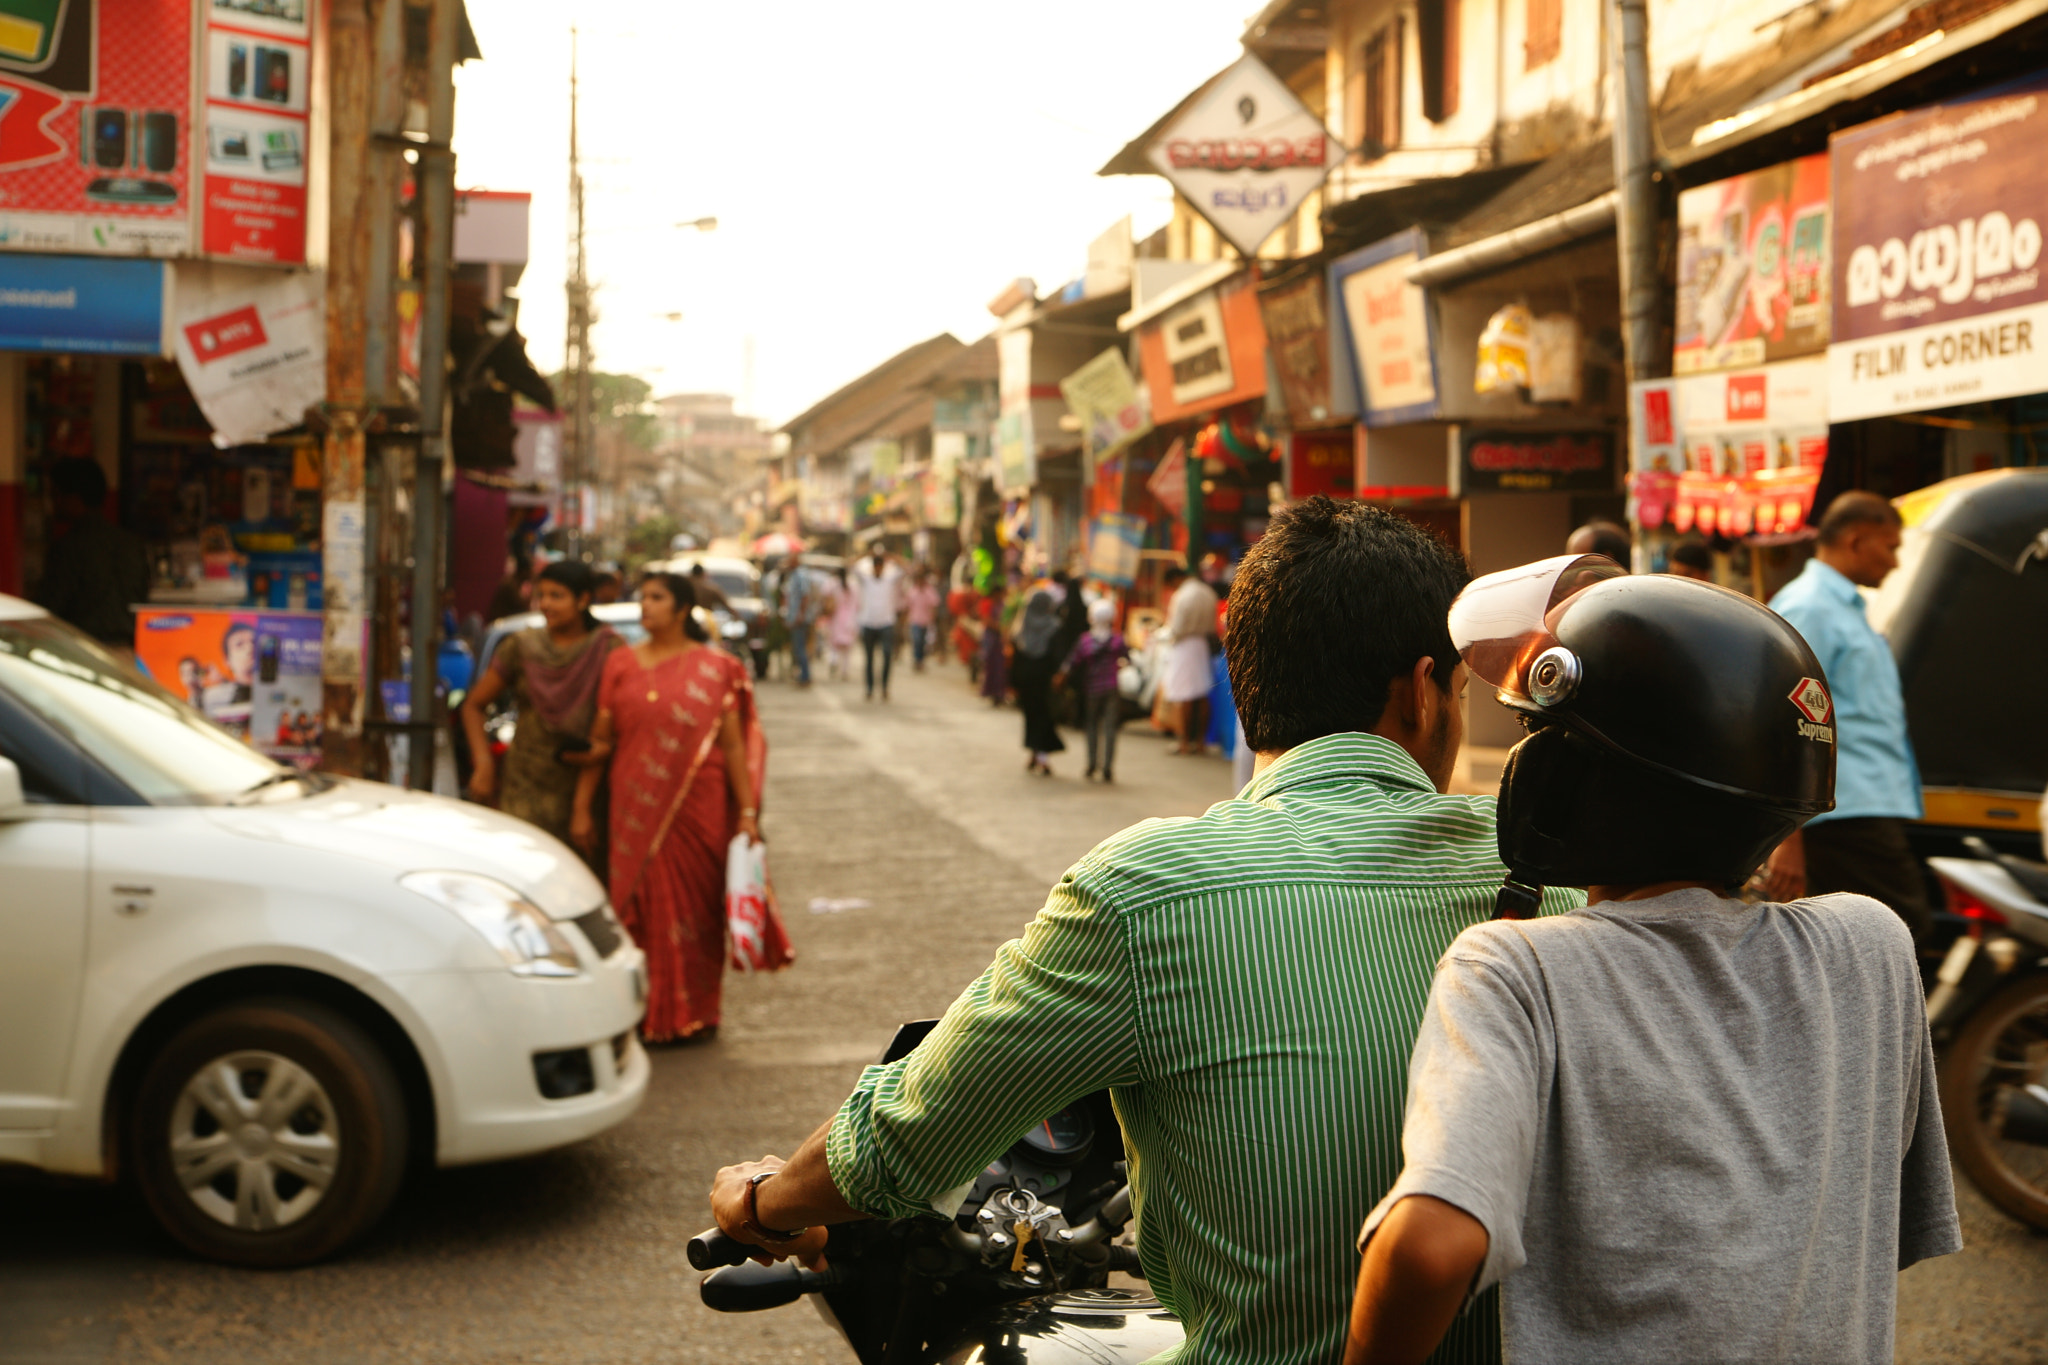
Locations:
136;606;324;765
1059;348;1152;458
1257;270;1344;424
1331;230;1439;425
1674;155;1831;375
1828;71;2048;421
1084;513;1145;588
1627;359;1829;536
0;0;195;255
172;259;324;441
202;0;314;264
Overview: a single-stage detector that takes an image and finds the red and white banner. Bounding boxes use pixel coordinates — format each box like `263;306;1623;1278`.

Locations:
201;0;314;264
172;261;325;443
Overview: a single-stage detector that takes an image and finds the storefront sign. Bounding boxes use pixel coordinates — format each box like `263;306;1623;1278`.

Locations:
1675;155;1831;374
136;607;324;766
0;0;194;255
1332;231;1439;425
0;253;164;353
1085;512;1145;588
1135;272;1269;423
202;0;314;264
1059;347;1152;458
1828;72;2048;421
1147;54;1341;258
171;261;324;443
1460;429;1614;493
1286;429;1355;500
1258;271;1339;424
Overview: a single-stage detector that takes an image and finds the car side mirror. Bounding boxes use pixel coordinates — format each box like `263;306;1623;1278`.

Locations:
0;756;26;819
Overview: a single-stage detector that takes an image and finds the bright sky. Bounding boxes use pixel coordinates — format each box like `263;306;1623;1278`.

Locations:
453;0;1256;426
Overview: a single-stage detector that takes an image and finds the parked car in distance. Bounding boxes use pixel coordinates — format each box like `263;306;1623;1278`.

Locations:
645;553;769;676
0;595;648;1267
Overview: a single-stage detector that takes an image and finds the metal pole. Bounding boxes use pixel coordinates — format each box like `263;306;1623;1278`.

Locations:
564;34;592;558
407;0;459;791
1610;0;1658;384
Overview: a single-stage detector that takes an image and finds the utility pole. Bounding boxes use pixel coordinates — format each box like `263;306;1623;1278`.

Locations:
1610;0;1659;385
564;31;593;559
407;0;460;790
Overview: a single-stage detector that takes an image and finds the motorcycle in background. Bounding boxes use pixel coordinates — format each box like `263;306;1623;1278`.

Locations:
1927;814;2048;1231
690;1020;1182;1365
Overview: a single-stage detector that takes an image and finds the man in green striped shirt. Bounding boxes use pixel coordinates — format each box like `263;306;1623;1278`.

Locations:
711;499;1580;1364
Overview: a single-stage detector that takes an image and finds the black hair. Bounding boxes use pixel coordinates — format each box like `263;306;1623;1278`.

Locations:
1667;537;1712;572
1226;496;1469;753
642;571;710;642
536;559;600;630
1163;565;1189;585
1817;490;1901;545
689;562;707;575
49;457;108;507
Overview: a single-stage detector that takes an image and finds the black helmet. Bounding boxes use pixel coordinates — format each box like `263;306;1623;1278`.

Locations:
1449;555;1835;914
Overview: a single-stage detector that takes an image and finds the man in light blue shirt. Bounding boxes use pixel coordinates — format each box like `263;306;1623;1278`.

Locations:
778;554;820;688
1764;491;1928;941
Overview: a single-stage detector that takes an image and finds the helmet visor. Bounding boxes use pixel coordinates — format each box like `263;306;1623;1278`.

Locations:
1449;554;1626;698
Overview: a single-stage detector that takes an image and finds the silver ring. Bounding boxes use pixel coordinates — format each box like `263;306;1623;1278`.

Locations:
1526;646;1582;707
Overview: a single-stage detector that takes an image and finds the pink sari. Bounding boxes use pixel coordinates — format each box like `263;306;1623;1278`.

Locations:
600;645;776;1040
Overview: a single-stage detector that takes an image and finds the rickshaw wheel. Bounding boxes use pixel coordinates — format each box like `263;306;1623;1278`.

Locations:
1940;971;2048;1231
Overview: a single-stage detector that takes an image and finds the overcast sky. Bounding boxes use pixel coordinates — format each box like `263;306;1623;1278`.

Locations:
453;0;1255;425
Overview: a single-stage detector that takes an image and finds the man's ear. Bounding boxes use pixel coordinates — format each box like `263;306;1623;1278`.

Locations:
1405;655;1438;731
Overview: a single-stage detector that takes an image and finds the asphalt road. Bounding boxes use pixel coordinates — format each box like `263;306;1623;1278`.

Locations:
2;660;2043;1362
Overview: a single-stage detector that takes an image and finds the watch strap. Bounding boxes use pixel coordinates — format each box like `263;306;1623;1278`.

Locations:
743;1170;807;1243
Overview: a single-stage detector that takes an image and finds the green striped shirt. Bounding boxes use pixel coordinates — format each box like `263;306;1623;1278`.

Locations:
826;733;1581;1365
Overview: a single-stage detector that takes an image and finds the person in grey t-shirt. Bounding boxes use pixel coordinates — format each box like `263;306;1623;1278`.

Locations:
1345;559;1962;1365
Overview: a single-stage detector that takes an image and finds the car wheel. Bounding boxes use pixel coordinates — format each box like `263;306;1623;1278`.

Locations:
131;998;411;1267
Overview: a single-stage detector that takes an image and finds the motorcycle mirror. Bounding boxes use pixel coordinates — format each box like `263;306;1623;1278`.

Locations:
699;1259;811;1314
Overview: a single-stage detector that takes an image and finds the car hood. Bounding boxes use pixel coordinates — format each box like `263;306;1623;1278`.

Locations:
205;778;606;918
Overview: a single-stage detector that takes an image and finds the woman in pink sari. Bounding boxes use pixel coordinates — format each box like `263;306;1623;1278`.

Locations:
572;572;777;1042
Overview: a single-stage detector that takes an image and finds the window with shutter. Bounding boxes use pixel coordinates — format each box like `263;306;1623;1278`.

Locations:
1526;0;1561;69
1418;0;1460;123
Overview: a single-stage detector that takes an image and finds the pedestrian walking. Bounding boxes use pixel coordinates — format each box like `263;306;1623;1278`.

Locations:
1060;598;1128;782
1161;564;1219;754
851;545;904;700
977;584;1009;704
460;559;622;868
1011;580;1067;775
34;457;150;650
1761;491;1929;941
904;567;940;671
824;567;857;682
950;580;983;677
1347;563;1958;1365
572;573;767;1045
779;552;820;687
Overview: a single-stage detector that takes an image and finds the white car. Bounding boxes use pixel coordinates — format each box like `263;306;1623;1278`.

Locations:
0;595;648;1266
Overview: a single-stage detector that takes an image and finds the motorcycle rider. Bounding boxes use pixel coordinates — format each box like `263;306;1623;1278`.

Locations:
1345;561;1960;1365
710;498;1580;1365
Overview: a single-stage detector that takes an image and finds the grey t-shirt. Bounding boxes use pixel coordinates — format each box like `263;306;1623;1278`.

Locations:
1360;889;1961;1364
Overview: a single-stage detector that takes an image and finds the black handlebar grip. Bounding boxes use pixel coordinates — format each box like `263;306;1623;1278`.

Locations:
688;1228;755;1270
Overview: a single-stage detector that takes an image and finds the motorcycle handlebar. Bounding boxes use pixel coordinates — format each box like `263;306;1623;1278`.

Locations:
688;1228;756;1270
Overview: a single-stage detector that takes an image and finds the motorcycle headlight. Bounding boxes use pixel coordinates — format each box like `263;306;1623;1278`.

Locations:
401;871;583;977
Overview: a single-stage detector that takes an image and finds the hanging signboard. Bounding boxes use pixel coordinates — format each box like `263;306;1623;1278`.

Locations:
1134;272;1268;424
0;0;195;255
1085;512;1145;588
1059;347;1152;458
1258;269;1347;425
925;429;964;528
1675;154;1831;375
1330;230;1439;425
171;260;325;443
1828;72;2048;422
1146;55;1343;258
996;326;1037;492
1460;429;1614;493
1145;438;1189;518
201;0;315;264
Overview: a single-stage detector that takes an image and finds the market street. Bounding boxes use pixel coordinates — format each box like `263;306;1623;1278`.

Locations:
0;665;2041;1363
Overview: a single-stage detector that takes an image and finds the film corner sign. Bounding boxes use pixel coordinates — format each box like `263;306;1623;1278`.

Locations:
1826;73;2048;422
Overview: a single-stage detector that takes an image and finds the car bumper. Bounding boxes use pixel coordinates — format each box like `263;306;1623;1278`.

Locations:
390;945;650;1166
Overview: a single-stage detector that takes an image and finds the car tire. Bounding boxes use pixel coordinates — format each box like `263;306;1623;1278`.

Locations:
131;997;411;1267
1939;971;2048;1231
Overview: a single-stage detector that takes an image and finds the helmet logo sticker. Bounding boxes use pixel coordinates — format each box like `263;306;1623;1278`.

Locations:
1789;676;1835;742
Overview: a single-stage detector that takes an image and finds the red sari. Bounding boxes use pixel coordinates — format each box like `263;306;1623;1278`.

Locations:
599;645;768;1041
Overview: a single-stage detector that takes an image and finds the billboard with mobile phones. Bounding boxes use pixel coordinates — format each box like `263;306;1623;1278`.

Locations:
202;0;313;263
0;0;194;255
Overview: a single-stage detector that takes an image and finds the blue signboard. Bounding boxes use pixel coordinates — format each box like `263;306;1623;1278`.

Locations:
0;254;164;356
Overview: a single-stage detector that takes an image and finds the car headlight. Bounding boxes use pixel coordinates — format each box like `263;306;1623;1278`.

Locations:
400;871;583;977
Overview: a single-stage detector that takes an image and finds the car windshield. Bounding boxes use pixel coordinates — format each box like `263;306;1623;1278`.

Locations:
707;571;754;600
0;616;287;804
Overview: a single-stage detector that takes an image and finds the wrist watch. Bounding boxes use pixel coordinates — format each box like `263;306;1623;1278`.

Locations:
743;1170;808;1243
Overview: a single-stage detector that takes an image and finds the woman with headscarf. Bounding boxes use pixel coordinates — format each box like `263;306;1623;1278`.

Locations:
1010;578;1068;775
572;573;787;1043
462;559;622;860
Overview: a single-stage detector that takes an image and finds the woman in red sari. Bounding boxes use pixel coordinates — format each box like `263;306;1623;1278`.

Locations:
572;573;770;1042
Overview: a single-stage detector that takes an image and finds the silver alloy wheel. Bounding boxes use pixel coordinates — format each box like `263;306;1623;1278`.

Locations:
167;1050;342;1231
